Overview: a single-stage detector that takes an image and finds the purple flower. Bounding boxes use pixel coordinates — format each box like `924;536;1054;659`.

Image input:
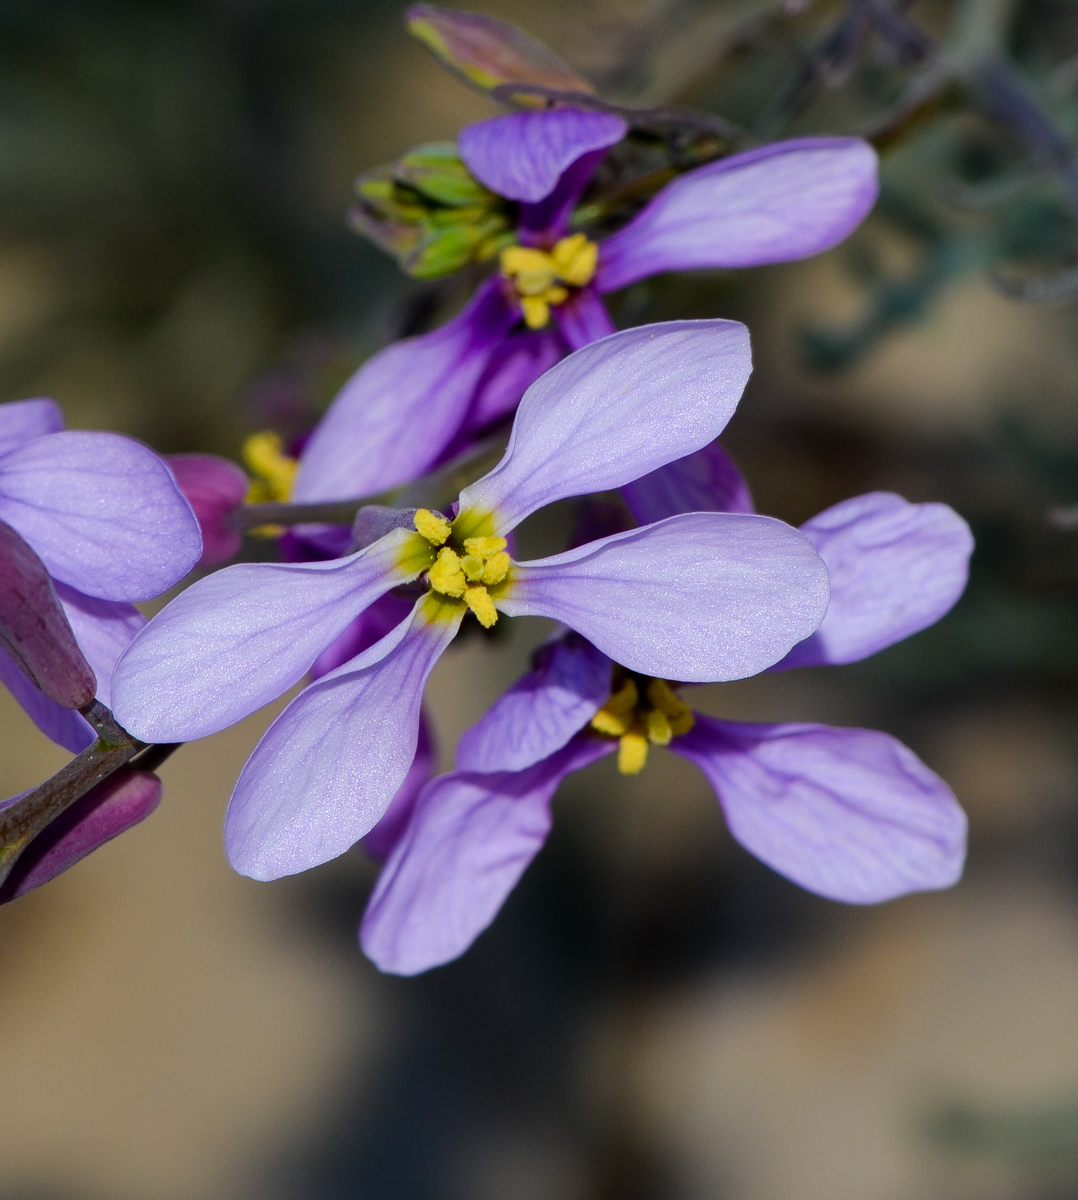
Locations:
111;321;831;881
359;469;974;975
294;109;879;504
0;397;202;752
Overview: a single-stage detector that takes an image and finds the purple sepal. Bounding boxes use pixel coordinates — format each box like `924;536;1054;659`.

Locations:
457;636;612;772
674;715;967;903
361;733;614;975
294;278;518;503
458;108;626;203
0;769;162;904
0;518;96;708
553;287;616;351
0;397;63;456
621;440;754;523
0;648;94;753
361;711;436;862
776;492;974;669
596;138;879;293
167;453;248;567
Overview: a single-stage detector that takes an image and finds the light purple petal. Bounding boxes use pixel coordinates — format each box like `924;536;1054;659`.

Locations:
500;513;829;682
0;431;202;601
459;320;752;533
294;279;518;503
621;439;754;523
110;530;417;742
458;108;626;202
518;148;610;245
55;584;145;710
0;648;94;753
457;636;612;772
597;138;879;293
0;769;162;904
674;715;967;903
310;591;417;681
224;597;463;881
462;326;567;435
167;453;248;566
361;733;614;975
361;710;437;862
553;287;616;351
776;492;974;669
0;397;64;455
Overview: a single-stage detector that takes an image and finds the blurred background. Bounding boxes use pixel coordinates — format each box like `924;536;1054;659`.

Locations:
5;0;1078;1197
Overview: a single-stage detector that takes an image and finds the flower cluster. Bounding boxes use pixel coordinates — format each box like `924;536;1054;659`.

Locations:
0;48;975;977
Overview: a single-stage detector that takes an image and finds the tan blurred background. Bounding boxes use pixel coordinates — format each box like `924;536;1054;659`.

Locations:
5;1;1078;1198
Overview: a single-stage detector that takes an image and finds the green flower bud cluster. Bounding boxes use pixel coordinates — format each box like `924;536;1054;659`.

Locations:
350;142;515;279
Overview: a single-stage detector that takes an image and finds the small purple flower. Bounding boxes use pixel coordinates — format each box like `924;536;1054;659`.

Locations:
0;397;202;752
359;474;974;976
111;321;831;881
294;109;879;504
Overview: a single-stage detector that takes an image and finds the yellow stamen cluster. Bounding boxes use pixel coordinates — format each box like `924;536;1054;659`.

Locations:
591;676;695;775
241;431;298;537
499;233;599;330
414;508;510;629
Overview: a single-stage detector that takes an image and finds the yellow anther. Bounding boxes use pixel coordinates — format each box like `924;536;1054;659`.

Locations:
501;237;598;329
618;729;649;775
464;585;498;628
481;551;510;586
462;536;507;557
519;295;551;330
428;547;466;597
500;246;557;295
243;431;297;504
415;508;452;545
646;678;695;736
646;708;673;746
550;233;598;287
590;679;639;737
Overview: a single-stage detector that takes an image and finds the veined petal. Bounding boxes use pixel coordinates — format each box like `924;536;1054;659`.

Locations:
0;769;162;904
224;596;463;881
463;326;567;435
111;529;419;742
500;513;829;682
361;734;614;975
0;648;94;753
674;716;967;903
553;287;616;351
621;439;754;523
362;709;436;862
55;584;145;709
457;636;612;772
0;397;63;455
167;453;248;566
458;109;626;203
597;138;879;293
459;321;752;534
294;279;518;503
0;431;202;601
777;493;973;669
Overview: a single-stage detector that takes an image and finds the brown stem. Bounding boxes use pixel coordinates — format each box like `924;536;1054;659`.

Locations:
0;704;144;888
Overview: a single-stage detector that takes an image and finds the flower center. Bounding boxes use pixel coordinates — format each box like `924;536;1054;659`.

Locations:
590;673;695;775
242;431;298;537
499;233;599;330
414;508;510;629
